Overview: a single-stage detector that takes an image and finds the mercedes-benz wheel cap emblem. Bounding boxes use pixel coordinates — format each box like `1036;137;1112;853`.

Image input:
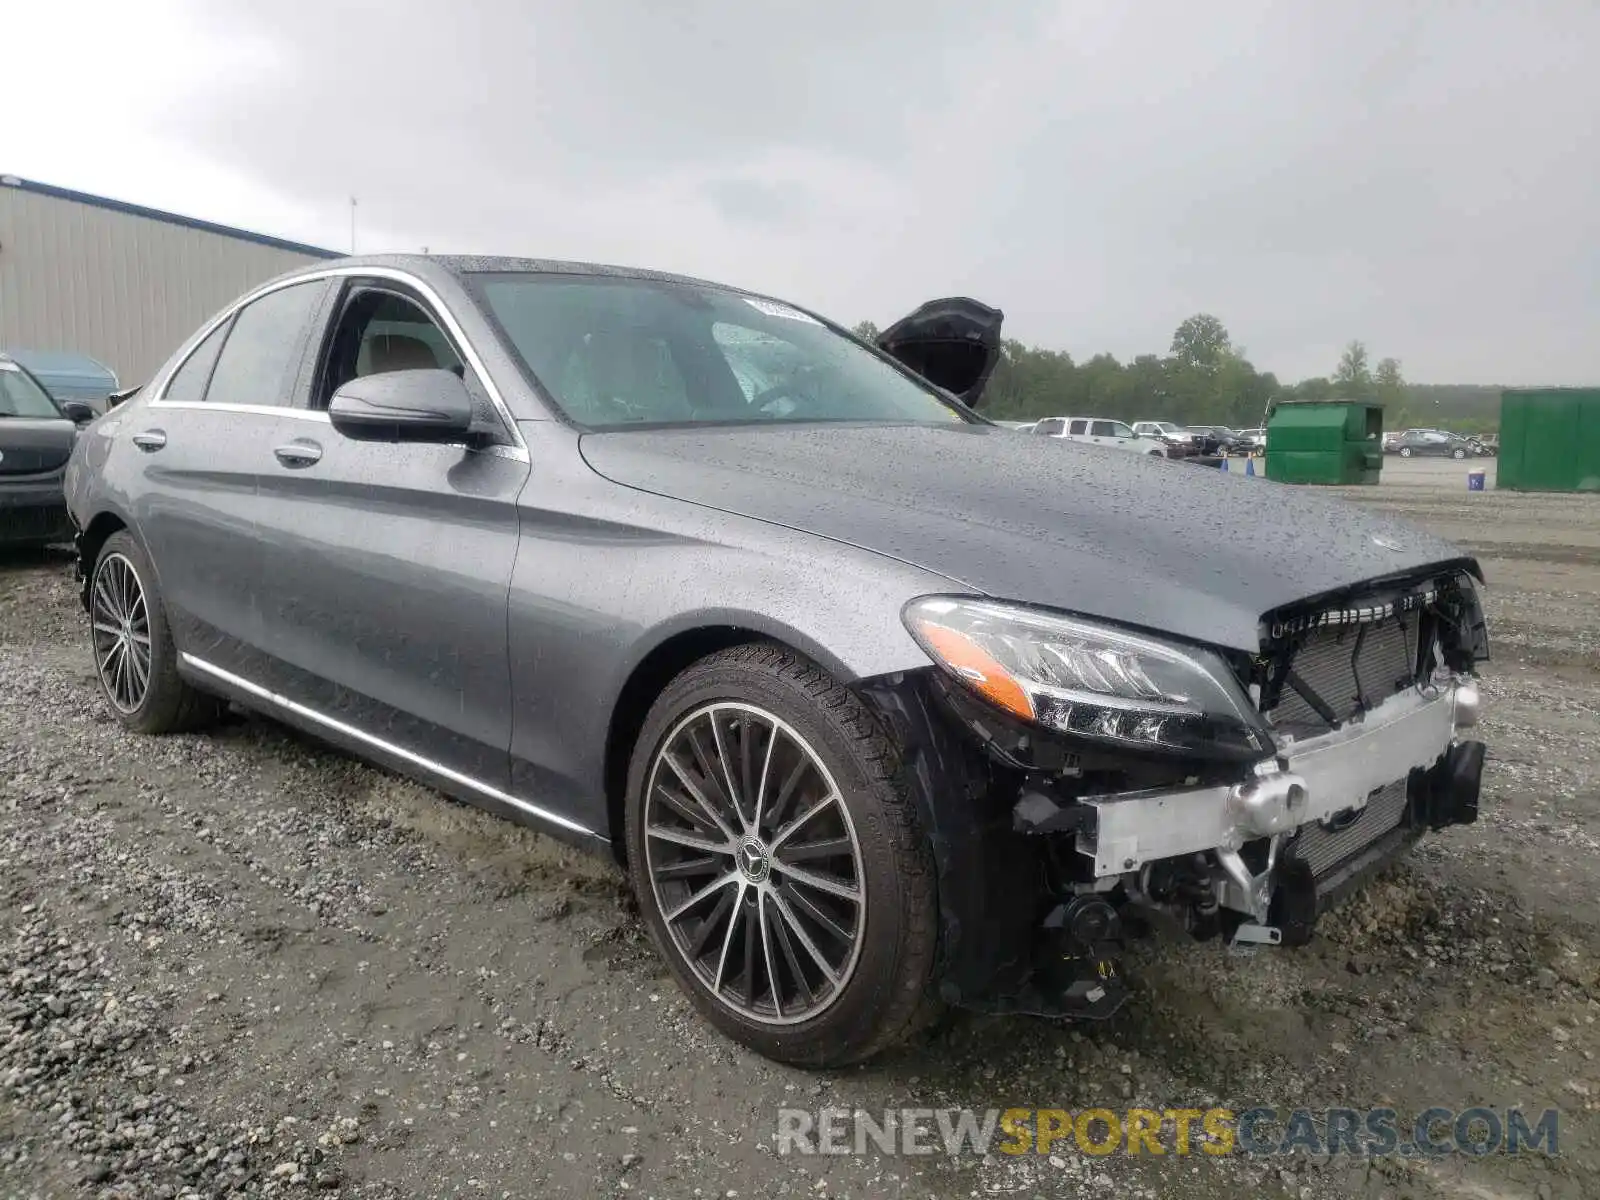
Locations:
739;838;771;883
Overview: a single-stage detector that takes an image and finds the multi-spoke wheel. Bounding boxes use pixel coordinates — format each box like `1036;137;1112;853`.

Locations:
89;530;220;733
643;703;865;1024
626;644;939;1067
91;550;152;713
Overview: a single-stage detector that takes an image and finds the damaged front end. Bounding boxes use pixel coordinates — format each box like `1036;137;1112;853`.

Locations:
859;568;1488;1021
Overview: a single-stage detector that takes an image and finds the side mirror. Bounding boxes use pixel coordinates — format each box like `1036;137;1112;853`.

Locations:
59;400;97;425
328;369;474;442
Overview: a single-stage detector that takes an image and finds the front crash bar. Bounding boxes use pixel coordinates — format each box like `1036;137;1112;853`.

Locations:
1075;681;1474;878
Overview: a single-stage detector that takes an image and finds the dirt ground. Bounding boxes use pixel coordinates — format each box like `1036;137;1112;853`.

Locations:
3;458;1598;1200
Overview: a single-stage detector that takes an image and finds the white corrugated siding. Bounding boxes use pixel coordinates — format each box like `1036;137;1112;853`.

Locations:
0;186;327;385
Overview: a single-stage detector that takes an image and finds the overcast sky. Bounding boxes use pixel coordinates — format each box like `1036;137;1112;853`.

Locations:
9;0;1598;383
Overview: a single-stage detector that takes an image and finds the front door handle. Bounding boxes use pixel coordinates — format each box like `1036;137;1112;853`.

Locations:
131;430;167;452
273;440;323;468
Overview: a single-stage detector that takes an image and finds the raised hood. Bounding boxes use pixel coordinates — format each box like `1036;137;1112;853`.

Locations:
876;298;1003;406
579;423;1477;653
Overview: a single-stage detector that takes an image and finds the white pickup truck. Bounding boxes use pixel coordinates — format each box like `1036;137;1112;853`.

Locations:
1031;416;1168;456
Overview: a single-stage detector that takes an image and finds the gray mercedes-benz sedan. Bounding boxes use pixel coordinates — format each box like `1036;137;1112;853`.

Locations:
63;255;1488;1066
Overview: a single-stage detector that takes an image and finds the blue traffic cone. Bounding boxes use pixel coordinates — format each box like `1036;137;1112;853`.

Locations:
1245;456;1255;477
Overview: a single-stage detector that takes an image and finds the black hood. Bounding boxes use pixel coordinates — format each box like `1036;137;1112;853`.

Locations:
580;422;1477;653
0;417;77;475
876;298;1003;406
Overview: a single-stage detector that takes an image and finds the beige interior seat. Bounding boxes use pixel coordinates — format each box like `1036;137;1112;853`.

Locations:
362;333;439;376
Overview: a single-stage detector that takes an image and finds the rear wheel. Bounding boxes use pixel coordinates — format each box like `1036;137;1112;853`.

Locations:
1452;447;1467;460
1399;447;1412;457
624;644;939;1067
90;530;221;734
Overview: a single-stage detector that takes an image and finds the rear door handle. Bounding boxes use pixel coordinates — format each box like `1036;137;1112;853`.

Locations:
131;430;166;451
273;440;323;468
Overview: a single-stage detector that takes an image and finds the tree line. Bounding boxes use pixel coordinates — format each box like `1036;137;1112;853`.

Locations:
852;314;1504;434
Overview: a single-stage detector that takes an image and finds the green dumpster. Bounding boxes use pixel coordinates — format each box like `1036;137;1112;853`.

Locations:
1498;389;1600;492
1263;399;1383;485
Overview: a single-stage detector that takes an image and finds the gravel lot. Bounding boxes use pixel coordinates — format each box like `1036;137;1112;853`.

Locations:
4;458;1598;1200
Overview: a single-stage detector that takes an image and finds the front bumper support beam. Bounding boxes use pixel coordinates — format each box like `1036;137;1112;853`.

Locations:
1074;682;1474;880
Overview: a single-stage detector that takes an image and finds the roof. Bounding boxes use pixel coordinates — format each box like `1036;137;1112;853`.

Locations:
432;254;756;294
3;348;118;388
0;174;339;259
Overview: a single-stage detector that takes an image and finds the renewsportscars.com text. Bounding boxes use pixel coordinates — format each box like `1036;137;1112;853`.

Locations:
775;1106;1560;1159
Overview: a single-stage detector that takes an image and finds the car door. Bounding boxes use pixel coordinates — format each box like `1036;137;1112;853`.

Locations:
130;277;332;675
1089;420;1121;447
243;277;530;790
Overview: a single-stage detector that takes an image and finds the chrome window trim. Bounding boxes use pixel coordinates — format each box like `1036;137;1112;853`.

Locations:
180;652;600;842
150;265;531;463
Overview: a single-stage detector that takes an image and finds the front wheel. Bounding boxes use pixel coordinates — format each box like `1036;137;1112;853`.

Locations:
1452;448;1467;460
624;644;939;1067
1399;447;1412;457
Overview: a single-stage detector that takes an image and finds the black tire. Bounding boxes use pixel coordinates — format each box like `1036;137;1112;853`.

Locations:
90;530;221;734
624;643;939;1067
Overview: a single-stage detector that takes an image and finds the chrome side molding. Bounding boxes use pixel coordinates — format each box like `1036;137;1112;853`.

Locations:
179;653;600;841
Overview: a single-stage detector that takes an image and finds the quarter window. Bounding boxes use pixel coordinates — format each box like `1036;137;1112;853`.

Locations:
205;281;329;408
161;322;228;404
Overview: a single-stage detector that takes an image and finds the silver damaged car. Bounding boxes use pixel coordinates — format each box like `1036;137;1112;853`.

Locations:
64;256;1488;1066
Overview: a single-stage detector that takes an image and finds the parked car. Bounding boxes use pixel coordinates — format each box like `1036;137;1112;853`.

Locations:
1038;416;1167;455
1236;427;1266;451
1;353;96;547
1388;429;1476;459
5;349;119;416
1187;425;1250;455
64;254;1488;1067
995;419;1037;432
1131;420;1201;456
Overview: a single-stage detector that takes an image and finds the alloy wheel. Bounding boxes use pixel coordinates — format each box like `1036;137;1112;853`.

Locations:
642;702;866;1026
91;552;153;713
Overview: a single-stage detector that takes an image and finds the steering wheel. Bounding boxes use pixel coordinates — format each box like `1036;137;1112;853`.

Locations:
594;392;653;422
752;376;825;417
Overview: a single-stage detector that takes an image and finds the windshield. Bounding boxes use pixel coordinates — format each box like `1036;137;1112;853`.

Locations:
471;273;969;430
0;361;64;418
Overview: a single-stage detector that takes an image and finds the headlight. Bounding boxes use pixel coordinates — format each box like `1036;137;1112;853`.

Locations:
903;597;1269;759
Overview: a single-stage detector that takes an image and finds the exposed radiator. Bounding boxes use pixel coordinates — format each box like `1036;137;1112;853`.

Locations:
1293;779;1411;877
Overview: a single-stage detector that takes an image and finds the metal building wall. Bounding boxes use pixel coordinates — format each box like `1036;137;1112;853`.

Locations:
0;183;332;385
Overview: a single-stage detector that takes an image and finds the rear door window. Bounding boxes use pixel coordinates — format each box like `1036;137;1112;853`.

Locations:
1068;419;1088;435
205;281;330;409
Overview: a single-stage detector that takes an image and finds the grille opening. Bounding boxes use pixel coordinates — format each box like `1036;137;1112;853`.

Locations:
1258;586;1439;736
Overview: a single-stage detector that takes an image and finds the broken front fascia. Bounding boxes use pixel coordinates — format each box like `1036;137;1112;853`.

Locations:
1072;676;1480;921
